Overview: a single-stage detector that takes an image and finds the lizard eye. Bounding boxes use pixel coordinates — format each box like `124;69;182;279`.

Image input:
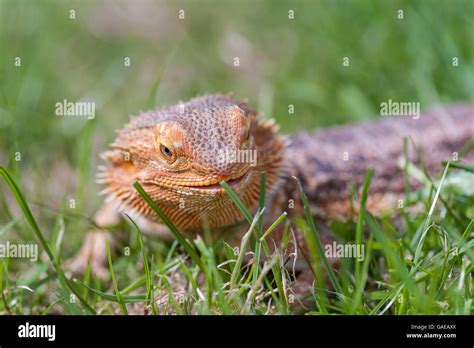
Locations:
160;144;173;158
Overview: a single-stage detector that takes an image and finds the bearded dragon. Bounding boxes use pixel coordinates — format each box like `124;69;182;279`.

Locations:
68;94;473;279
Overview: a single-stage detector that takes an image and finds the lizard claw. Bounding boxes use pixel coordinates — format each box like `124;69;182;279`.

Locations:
65;230;112;279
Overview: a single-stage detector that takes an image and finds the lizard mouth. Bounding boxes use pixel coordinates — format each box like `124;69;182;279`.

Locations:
187;170;250;191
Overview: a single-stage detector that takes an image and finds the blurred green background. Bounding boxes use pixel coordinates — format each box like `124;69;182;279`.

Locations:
0;0;473;223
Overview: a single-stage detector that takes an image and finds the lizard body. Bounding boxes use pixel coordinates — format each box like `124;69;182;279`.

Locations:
282;103;473;220
70;94;472;278
98;94;473;233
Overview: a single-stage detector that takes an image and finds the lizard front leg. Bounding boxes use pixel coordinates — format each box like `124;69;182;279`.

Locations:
65;202;176;278
65;203;120;278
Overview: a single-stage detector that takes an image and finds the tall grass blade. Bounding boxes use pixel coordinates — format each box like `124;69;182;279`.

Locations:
294;176;342;294
133;181;206;274
0;166;94;314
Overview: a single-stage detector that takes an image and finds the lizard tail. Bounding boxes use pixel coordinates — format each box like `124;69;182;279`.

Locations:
284;103;474;219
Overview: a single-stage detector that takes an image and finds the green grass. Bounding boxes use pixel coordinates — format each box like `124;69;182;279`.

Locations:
0;161;473;315
0;0;473;315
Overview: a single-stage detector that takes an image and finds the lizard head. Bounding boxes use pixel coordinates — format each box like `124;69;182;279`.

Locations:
98;94;285;231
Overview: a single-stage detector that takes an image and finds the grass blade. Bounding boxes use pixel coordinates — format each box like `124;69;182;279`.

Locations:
0;166;94;314
74;280;147;303
259;212;288;242
294;176;342;294
133;181;206;274
220;181;253;224
441;161;474;173
413;162;450;266
355;168;374;281
106;239;128;314
253;172;267;287
229;209;263;291
125;215;153;304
